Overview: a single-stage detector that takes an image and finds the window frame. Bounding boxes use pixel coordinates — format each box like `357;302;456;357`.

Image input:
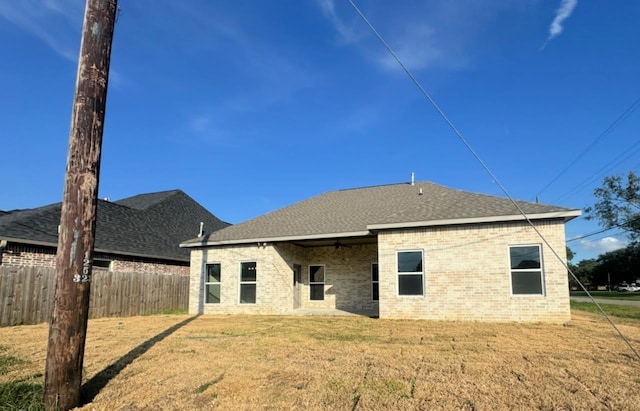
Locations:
204;262;221;304
309;264;325;301
239;261;257;304
396;250;424;297
509;244;545;296
371;262;379;301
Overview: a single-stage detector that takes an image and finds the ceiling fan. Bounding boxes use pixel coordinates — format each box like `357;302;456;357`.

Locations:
334;240;352;249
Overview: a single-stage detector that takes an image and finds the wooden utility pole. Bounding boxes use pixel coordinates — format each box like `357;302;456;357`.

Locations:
44;1;117;410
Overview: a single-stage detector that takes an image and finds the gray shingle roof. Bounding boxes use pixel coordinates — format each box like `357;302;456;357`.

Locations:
0;190;229;261
181;181;580;247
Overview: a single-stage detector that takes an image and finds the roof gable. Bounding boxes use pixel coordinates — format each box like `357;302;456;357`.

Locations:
182;181;580;247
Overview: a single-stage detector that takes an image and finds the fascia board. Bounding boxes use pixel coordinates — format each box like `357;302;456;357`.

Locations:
180;230;372;248
367;210;582;231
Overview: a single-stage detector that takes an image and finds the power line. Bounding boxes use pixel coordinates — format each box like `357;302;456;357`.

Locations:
553;140;640;204
567;215;640;243
347;0;640;360
537;98;640;198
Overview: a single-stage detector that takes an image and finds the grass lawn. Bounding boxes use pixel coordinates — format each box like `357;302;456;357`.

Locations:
1;311;640;410
570;290;640;300
570;300;640;320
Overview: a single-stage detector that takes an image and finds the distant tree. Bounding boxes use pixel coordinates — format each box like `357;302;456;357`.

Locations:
566;246;575;262
569;258;597;289
585;171;640;244
591;244;640;286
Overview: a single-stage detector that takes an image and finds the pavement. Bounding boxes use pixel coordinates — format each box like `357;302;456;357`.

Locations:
570;296;640;307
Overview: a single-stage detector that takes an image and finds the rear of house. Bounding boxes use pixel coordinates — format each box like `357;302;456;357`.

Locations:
182;181;579;322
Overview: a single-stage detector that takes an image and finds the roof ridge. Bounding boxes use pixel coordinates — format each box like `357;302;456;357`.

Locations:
114;189;183;210
336;181;424;192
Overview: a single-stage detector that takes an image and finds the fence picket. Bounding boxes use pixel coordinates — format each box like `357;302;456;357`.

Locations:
0;266;189;326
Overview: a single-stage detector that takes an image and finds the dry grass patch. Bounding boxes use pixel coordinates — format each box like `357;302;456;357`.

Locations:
1;312;639;410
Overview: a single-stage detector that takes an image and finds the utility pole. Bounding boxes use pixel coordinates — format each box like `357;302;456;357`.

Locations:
44;1;117;410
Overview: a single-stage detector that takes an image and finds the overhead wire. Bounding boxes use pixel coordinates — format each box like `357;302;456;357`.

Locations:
553;139;640;204
536;97;640;199
566;215;640;243
347;0;640;360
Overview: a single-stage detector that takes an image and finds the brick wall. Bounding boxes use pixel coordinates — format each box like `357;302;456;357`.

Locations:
0;244;57;268
377;220;570;323
1;243;189;276
189;242;379;315
189;219;570;323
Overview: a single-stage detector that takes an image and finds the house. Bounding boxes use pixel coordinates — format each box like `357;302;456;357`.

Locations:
0;190;229;275
180;181;580;322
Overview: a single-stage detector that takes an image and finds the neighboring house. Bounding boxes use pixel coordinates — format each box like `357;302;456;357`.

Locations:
181;181;580;322
0;190;229;275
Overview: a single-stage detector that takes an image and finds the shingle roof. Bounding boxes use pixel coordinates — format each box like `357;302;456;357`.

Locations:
0;190;229;261
181;181;580;247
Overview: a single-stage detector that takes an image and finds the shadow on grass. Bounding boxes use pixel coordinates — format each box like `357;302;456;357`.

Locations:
81;315;199;405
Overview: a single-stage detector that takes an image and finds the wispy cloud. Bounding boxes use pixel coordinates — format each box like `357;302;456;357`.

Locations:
375;23;455;72
0;0;84;61
317;1;511;73
577;236;627;257
316;0;362;44
542;0;578;48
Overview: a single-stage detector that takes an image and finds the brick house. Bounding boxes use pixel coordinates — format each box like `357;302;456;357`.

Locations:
0;190;229;275
181;181;580;322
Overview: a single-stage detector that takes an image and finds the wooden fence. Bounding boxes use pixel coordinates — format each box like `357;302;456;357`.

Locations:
0;266;189;327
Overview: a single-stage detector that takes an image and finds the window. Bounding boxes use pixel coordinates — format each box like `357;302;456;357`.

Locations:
397;251;423;296
509;245;544;295
309;265;325;301
371;263;379;301
239;262;257;304
204;263;221;304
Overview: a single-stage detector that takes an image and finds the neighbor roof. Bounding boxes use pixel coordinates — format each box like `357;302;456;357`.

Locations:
0;190;229;261
181;181;580;247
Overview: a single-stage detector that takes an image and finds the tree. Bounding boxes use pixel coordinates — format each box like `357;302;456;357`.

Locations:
585;171;640;244
569;258;597;289
592;244;640;286
566;246;575;263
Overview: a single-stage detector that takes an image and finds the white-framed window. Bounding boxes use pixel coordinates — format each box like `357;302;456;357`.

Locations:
239;261;257;304
371;262;379;301
309;265;325;301
204;263;221;304
509;245;544;295
397;250;424;296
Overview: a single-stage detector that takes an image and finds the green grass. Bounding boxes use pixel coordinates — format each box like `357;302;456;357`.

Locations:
571;301;640;320
0;346;44;411
570;291;640;300
0;378;44;411
196;374;224;394
0;349;24;375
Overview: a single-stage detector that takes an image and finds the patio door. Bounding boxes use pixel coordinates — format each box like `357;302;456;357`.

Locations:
293;264;302;309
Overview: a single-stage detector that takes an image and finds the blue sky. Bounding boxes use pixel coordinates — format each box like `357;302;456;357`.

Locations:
0;0;638;262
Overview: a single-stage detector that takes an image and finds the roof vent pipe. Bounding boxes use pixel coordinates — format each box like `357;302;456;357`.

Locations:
198;222;204;237
411;172;415;186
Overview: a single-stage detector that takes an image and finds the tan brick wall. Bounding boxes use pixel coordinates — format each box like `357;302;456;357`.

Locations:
0;244;57;268
189;219;570;323
377;220;570;323
1;243;188;275
109;259;189;276
189;242;379;315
